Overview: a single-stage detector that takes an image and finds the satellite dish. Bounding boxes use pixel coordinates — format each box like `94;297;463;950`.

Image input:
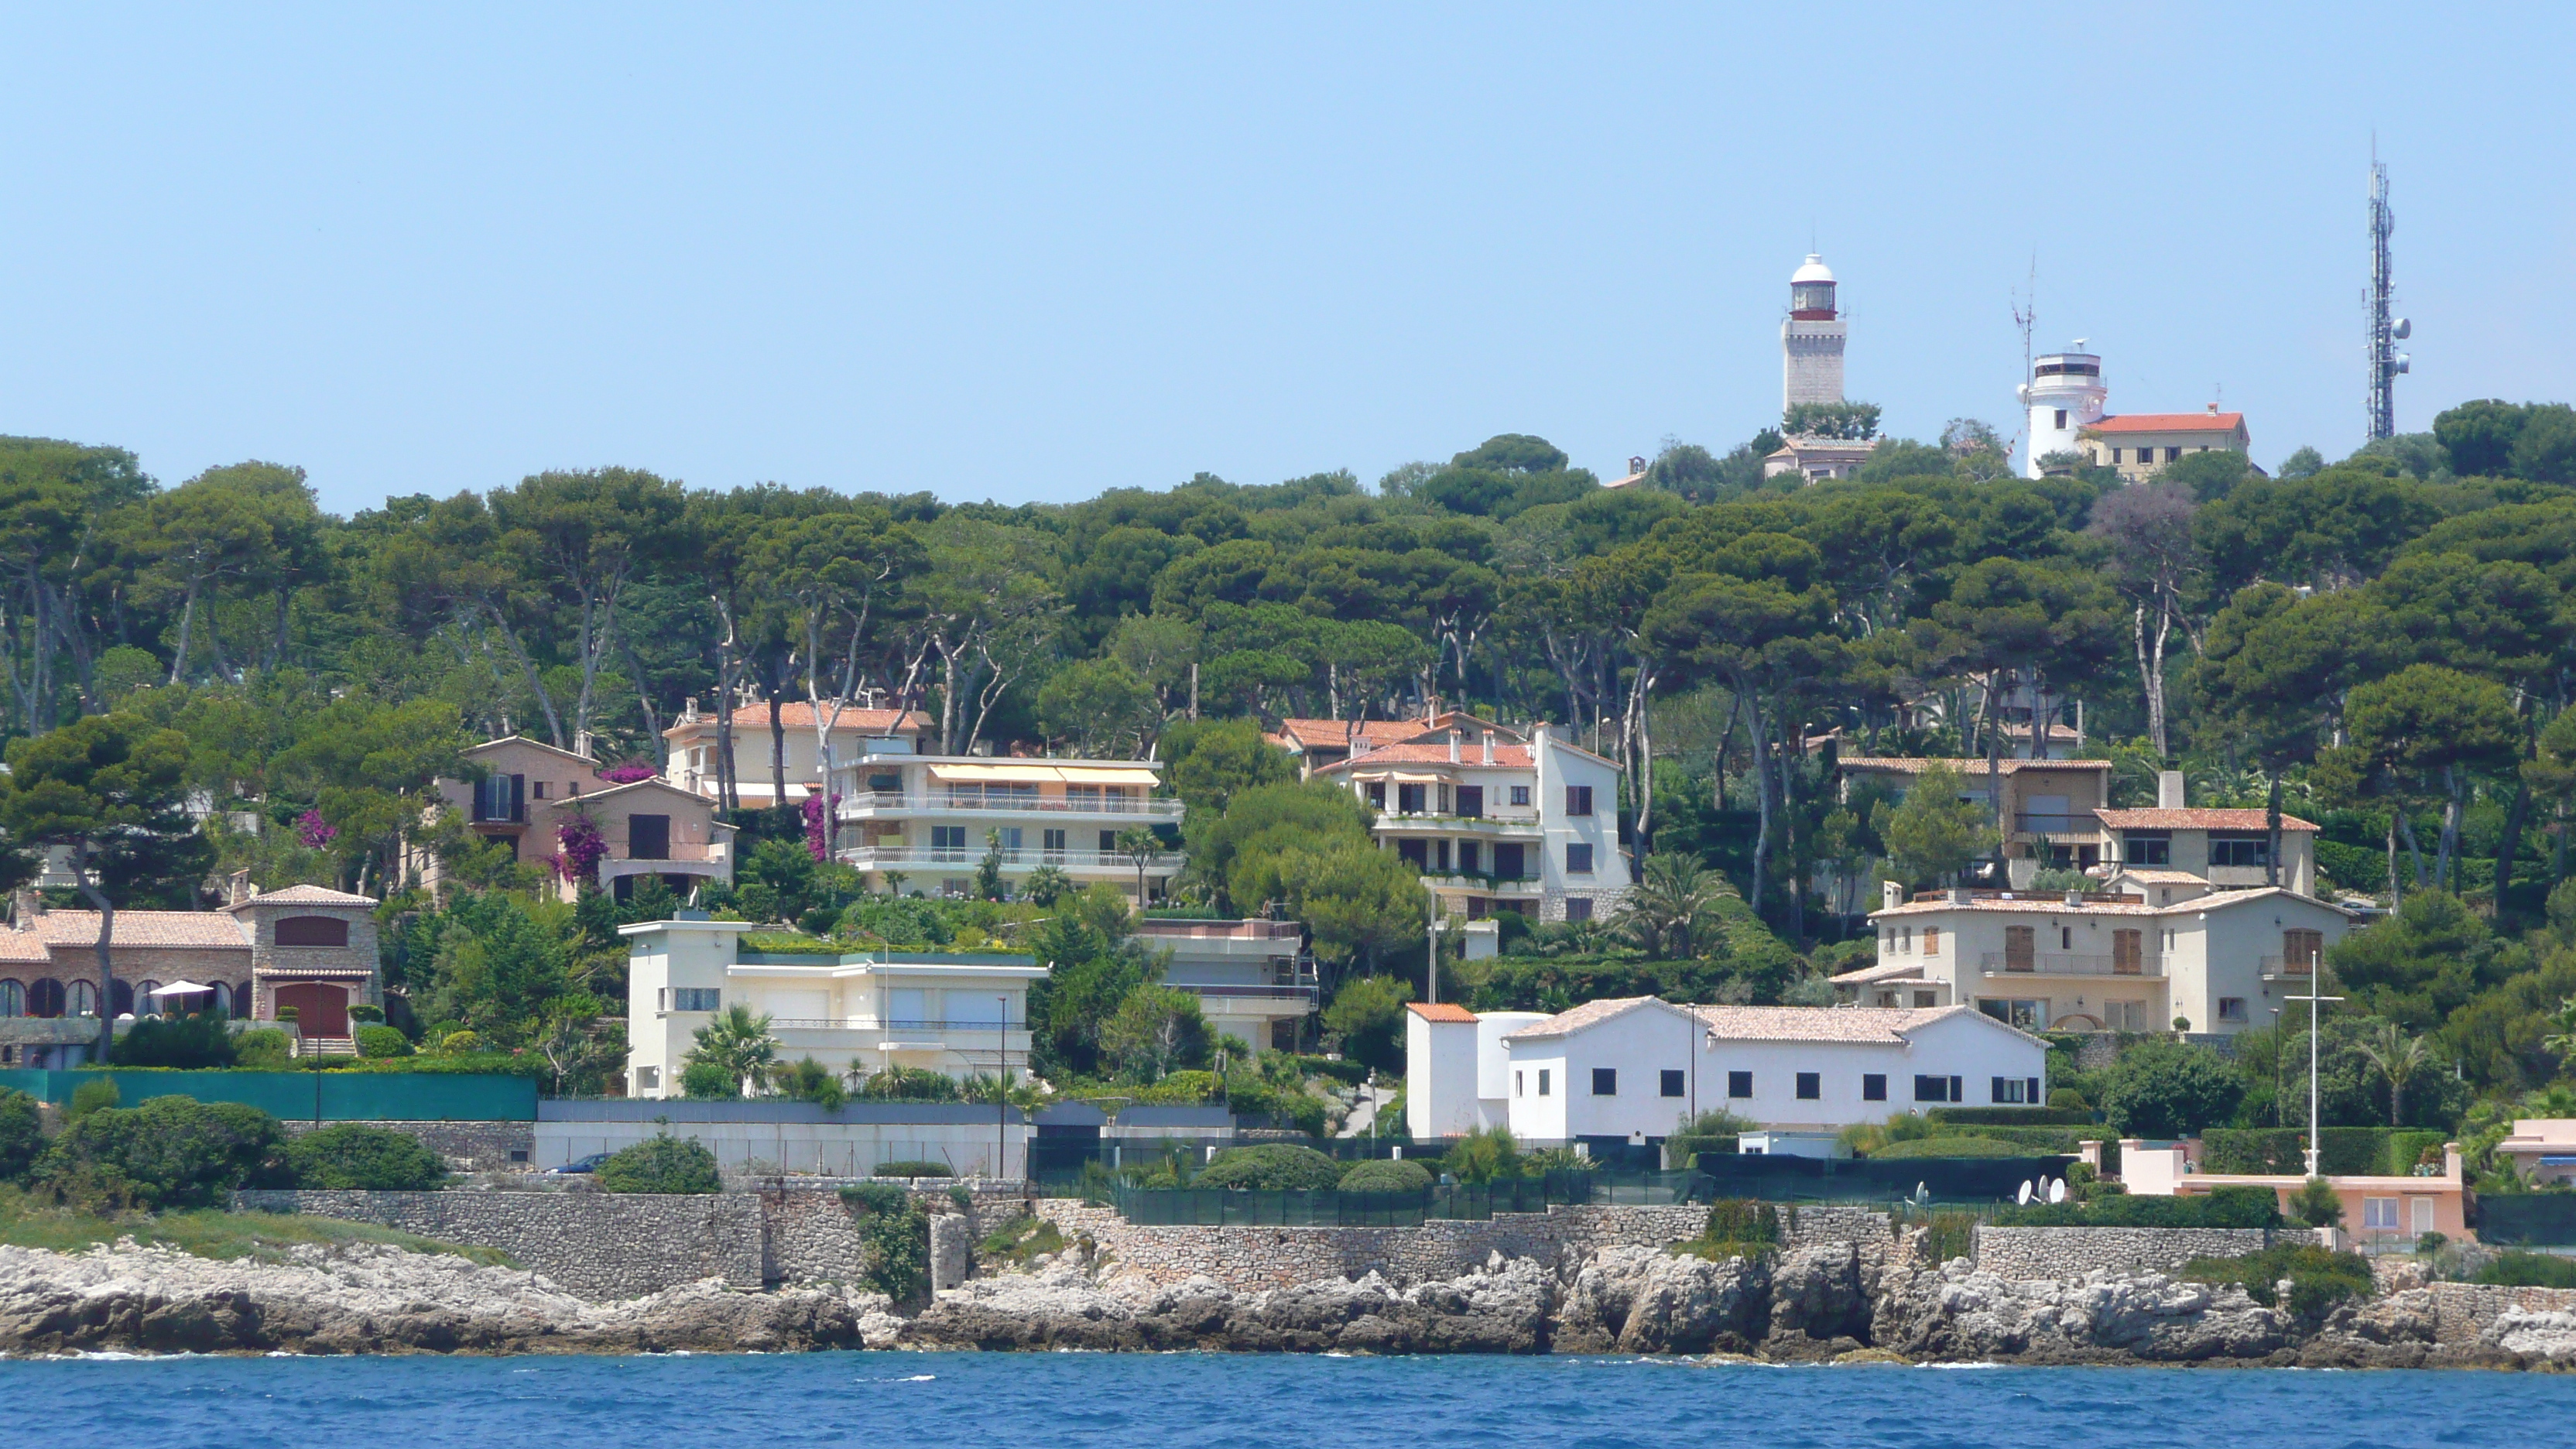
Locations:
2394;355;2411;375
2393;318;2412;340
2048;1178;2069;1204
1915;1182;1929;1205
2017;1180;2033;1205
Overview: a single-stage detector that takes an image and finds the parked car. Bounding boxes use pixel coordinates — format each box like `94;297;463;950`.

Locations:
546;1151;613;1175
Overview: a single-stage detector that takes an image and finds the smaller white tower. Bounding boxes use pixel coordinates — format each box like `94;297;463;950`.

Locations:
1781;254;1847;411
2018;344;2107;476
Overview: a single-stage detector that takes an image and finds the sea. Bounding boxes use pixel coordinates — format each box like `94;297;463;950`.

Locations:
0;1353;2550;1448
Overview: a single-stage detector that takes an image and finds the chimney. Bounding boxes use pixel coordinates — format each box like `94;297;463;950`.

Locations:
1481;731;1494;766
226;870;253;908
1882;880;1906;911
2157;770;2185;810
11;887;40;925
1448;731;1461;764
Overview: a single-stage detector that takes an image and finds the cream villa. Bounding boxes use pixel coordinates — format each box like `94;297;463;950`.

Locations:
622;916;1045;1098
1847;875;2357;1035
825;748;1184;903
663;698;931;808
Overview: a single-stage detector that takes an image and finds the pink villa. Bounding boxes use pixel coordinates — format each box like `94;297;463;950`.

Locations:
2115;1138;2470;1249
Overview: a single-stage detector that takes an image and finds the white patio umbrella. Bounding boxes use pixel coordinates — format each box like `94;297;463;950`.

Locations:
148;980;216;998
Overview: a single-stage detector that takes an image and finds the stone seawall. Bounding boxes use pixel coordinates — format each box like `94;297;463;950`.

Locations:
237;1189;765;1300
1971;1225;2276;1280
279;1119;533;1173
1029;1199;1894;1293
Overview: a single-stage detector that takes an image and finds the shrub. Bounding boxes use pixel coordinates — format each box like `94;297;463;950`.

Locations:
840;1183;929;1300
2182;1243;2372;1314
2100;1041;2244;1139
840;1180;910;1216
437;1030;485;1054
1194;1143;1345;1190
1441;1125;1522;1184
349;1005;386;1024
354;1025;414;1059
1667;1108;1756;1169
2202;1127;2451;1177
2290;1177;2345;1229
111;1013;238;1069
2473;1250;2576;1289
276;1005;300;1024
1919;1211;1979;1266
1867;1136;2054;1159
284;1124;447;1190
68;1077;121;1119
0;1088;41;1184
234;1029;294;1070
1993;1184;2280;1229
594;1134;723;1194
1703;1197;1782;1246
1337;1158;1433;1193
39;1095;286;1209
1924;1105;2098;1127
874;1160;953;1178
680;1060;737;1099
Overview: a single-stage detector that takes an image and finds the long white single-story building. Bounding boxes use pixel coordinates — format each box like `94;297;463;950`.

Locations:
1406;996;2050;1154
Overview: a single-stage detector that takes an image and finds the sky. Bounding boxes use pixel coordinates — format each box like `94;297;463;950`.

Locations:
2;3;2571;515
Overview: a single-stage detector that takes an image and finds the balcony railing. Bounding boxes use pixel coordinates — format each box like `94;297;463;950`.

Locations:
1981;952;2165;978
2014;813;2102;835
2259;955;2317;977
1134;919;1303;940
837;846;1182;872
615;841;725;863
1168;982;1321;1004
838;791;1184;820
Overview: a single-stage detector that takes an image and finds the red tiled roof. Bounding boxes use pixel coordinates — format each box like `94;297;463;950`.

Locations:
1276;718;1432;750
666;703;930;735
12;911;252;951
1406;1002;1478;1024
2095;808;2317;832
233;884;379;908
2084;413;2245;434
1839;756;2110;774
1319;742;1536;772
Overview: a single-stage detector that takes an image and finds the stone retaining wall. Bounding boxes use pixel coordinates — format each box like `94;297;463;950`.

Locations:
279;1119;533;1173
237;1189;764;1300
1028;1199;1896;1292
1971;1225;2275;1279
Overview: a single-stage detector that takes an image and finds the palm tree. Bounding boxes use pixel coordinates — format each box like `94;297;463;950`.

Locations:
1613;852;1732;959
2354;1020;2430;1129
688;1002;779;1098
1115;827;1162;906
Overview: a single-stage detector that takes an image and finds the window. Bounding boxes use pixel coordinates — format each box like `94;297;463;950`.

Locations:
1494;842;1526;879
1043;828;1067;859
1913;991;1937;1008
2124;831;2171;865
1923;927;1940;957
1397;783;1427;814
1913;1074;1961;1104
1660;1069;1685;1098
2165;447;2182;464
1566;785;1594;817
1727;1070;1752;1098
1899;927;1912;952
667;988;721;1012
1510;785;1530;807
2362;1197;2400;1231
1795;1072;1820;1101
2218;997;2249;1023
1398;838;1428;868
2112;929;2143;975
1991;1077;2031;1104
1364;783;1386;810
1564;896;1593;923
1515;1070;1524;1098
1098;829;1119;851
635;1066;660;1090
474;772;524;823
1458;786;1484;819
1433;840;1451;872
1458;841;1481;875
2004;925;2034;971
2059;926;2072;951
1862;1074;1887;1101
2054;409;2067;430
276;916;350;947
2282;929;2323;974
1567;843;1594;875
627;813;670;861
1981;999;2047;1030
2208;833;2270;868
1537;1069;1550;1097
1591;1067;1617;1096
531;780;549;800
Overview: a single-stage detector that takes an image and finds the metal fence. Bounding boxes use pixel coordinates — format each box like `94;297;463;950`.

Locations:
2476;1194;2576;1246
1694;1152;2078;1204
1099;1170;1700;1226
0;1067;538;1121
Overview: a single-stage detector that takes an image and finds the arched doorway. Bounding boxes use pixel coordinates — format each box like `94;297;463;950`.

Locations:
272;981;350;1036
109;980;135;1018
28;979;63;1017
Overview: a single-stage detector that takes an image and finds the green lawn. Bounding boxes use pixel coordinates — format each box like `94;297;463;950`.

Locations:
0;1186;515;1268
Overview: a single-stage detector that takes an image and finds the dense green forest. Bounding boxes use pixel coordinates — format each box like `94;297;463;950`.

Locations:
7;399;2576;1170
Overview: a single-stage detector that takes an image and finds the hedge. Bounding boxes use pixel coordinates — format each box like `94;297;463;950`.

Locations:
1868;1136;2056;1159
1195;1143;1345;1190
1993;1184;2283;1229
1337;1158;1434;1192
2201;1127;2449;1177
595;1135;722;1194
283;1123;447;1190
1927;1106;2100;1127
874;1160;952;1178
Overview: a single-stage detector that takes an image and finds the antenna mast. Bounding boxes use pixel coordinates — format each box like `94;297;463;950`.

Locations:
2365;150;2406;441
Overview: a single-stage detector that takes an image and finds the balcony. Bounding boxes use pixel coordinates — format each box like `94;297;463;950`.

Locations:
836;845;1183;873
2014;813;2105;837
1420;872;1542;892
2259;955;2320;981
838;790;1185;822
765;1019;1032;1053
1134;919;1303;941
1981;952;2166;978
1372;812;1544;836
1167;981;1321;1008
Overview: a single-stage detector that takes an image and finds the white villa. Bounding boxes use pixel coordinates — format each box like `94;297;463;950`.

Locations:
825;748;1183;904
1314;718;1629;923
1131;916;1316;1055
622;916;1046;1098
1406;996;2049;1152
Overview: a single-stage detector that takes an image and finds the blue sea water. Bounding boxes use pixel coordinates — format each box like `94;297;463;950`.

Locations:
0;1353;2557;1448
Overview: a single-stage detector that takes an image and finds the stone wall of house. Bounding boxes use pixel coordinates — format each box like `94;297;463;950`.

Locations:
236;1189;766;1300
278;1118;534;1173
1027;1199;1894;1292
1971;1225;2276;1279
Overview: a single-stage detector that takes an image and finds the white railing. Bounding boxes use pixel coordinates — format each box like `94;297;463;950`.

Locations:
838;791;1185;820
1981;952;2166;978
835;846;1182;872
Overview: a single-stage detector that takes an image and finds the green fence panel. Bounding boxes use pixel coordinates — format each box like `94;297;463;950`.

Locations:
0;1067;535;1121
2476;1194;2576;1246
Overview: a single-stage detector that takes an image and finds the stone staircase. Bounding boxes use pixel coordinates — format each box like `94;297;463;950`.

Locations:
296;1035;358;1059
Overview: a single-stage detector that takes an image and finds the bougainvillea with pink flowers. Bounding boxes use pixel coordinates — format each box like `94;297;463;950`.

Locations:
296;809;339;849
596;759;658;785
801;791;842;862
555;811;608;883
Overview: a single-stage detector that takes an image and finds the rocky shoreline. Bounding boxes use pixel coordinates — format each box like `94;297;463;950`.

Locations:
6;1234;2575;1367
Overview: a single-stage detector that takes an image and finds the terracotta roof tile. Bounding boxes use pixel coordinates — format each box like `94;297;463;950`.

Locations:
21;911;252;950
2095;808;2317;831
1406;1002;1478;1023
1502;996;1667;1039
1872;886;2343;920
2085;413;2245;434
1319;742;1536;772
1839;756;2110;774
1276;718;1432;750
668;703;930;735
234;884;379;907
1689;1003;1985;1044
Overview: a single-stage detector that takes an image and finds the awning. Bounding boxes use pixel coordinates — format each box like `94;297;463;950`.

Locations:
926;762;1063;783
1391;771;1445;783
1057;766;1160;786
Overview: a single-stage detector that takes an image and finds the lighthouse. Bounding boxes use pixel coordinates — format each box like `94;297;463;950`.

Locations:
2019;344;2107;477
1781;253;1846;409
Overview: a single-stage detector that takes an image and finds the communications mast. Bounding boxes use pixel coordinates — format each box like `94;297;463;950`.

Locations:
2365;156;2411;441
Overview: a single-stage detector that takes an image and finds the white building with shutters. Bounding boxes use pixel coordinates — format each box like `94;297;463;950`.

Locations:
622;916;1046;1098
824;749;1184;903
1844;876;2359;1036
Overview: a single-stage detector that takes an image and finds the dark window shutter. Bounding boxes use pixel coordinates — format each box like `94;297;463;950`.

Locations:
510;774;526;821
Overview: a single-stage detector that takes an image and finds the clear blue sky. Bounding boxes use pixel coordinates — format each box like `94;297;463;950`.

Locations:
3;4;2570;513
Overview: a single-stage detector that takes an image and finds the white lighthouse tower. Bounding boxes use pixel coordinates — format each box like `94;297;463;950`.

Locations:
2018;344;2107;477
1781;254;1846;409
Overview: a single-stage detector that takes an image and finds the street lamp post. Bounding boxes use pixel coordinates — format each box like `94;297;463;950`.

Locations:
2285;989;2344;1177
998;992;1011;1183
